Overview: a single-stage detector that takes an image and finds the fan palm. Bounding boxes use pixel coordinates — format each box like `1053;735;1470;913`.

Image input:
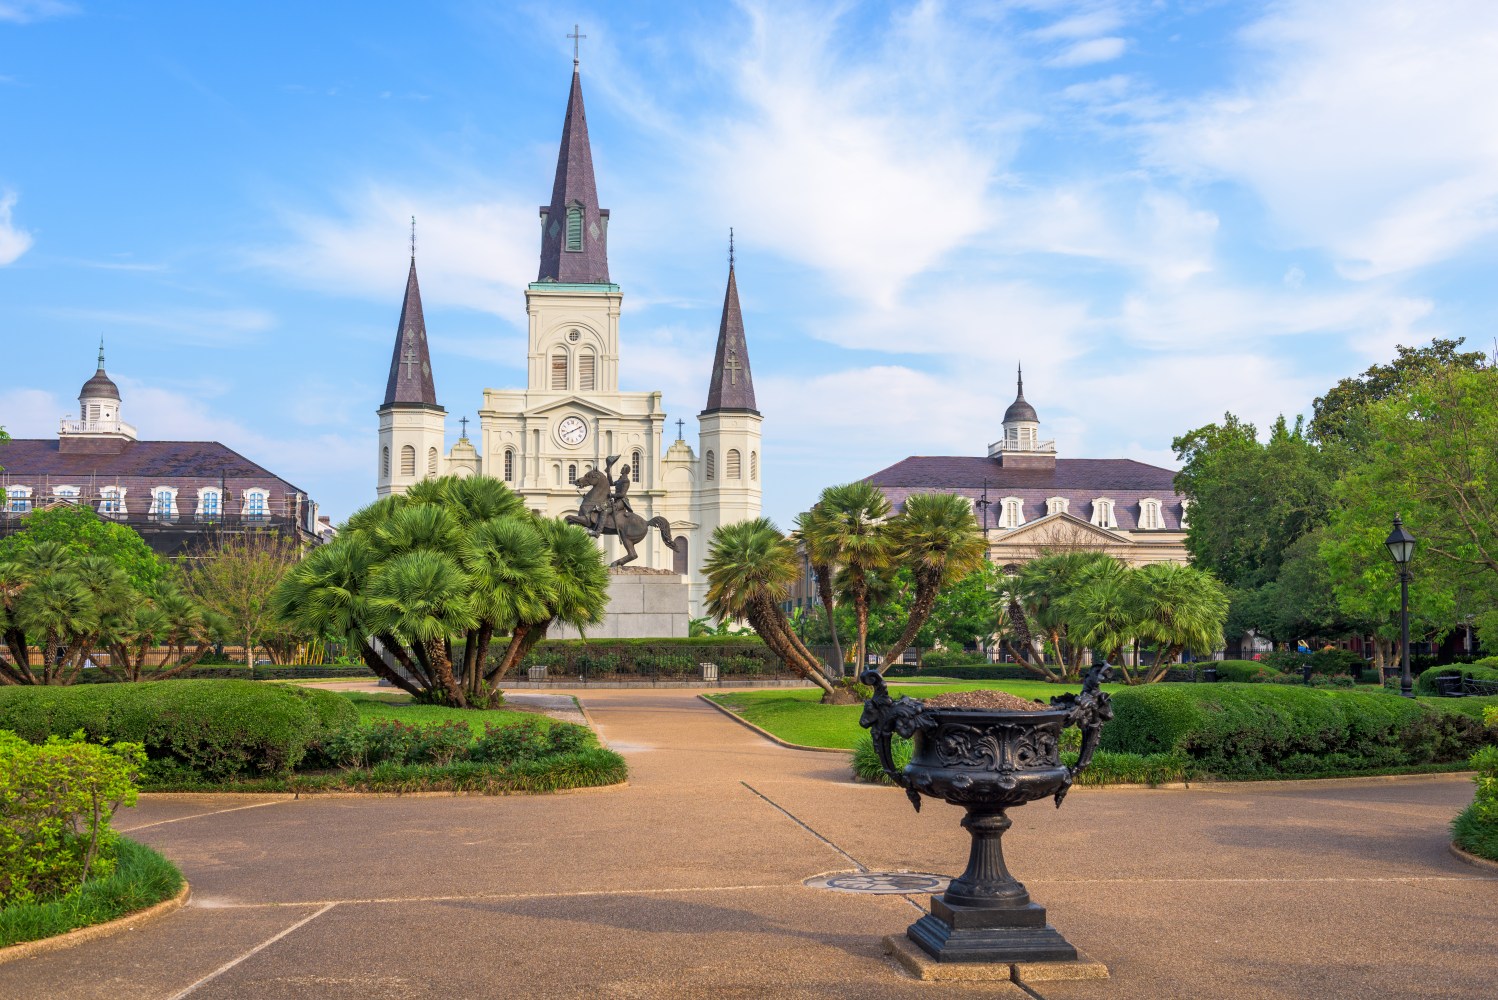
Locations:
876;492;986;672
459;515;556;699
1130;562;1227;683
365;549;479;706
798;482;892;674
487;518;609;683
703;518;833;694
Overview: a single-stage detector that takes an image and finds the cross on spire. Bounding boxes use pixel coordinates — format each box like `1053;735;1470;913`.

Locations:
402;348;418;379
410;216;417;262
675;418;685;441
728;227;735;269
459;415;469;438
724;349;743;386
568;24;586;67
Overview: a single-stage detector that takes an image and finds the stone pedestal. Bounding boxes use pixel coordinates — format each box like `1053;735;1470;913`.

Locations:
551;569;690;639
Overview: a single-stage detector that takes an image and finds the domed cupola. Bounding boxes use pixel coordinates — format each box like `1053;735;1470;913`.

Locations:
1003;366;1038;425
60;340;137;452
989;363;1056;468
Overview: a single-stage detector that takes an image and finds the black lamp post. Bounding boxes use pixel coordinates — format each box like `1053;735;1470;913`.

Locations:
974;485;992;561
1384;515;1416;699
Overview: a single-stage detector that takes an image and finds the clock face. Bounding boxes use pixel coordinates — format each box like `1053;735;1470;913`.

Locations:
557;416;588;447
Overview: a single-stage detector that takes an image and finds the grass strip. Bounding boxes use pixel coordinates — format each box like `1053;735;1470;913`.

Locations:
140;747;628;795
344;692;548;737
1452;805;1498;862
0;838;183;948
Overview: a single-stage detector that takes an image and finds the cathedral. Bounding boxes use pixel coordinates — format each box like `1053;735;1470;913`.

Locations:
375;63;762;617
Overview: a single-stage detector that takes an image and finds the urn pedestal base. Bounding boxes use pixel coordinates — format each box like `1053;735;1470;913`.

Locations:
907;896;1078;964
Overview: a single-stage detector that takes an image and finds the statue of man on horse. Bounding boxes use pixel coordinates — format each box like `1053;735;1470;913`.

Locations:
566;455;681;569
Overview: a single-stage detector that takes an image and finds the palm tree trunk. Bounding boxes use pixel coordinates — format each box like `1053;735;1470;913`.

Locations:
1145;645;1180;684
486;622;534;683
749;596;833;694
878;572;939;674
426;639;467;708
357;639;423;698
855;593;870;676
779;616;836;686
813;563;843;675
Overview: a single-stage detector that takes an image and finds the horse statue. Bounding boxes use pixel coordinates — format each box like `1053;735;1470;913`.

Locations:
565;466;681;568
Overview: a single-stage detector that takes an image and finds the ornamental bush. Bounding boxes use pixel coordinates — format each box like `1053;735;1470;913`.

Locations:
1100;685;1493;776
1416;663;1498;695
1450;706;1498;861
0;732;144;906
0;681;356;780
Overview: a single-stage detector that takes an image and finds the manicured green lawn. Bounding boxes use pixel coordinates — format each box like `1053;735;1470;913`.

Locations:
344;692;561;736
708;680;1115;750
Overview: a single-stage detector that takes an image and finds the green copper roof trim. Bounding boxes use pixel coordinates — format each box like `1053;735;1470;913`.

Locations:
527;282;621;293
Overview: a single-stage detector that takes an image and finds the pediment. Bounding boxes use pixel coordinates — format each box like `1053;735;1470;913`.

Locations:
523;396;623;419
995;511;1133;547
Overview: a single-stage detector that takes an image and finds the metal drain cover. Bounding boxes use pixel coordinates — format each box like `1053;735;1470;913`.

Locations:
803;871;951;894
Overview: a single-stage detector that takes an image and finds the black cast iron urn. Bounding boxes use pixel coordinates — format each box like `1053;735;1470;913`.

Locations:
859;664;1114;964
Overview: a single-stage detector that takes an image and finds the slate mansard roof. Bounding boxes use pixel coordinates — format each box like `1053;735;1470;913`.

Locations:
865;456;1185;531
1;438;309;505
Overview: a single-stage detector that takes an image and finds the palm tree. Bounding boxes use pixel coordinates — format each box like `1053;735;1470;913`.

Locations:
1129;562;1227;683
876;493;987;672
794;505;843;674
797;483;891;675
364;549;479;706
458;514;555;701
1057;568;1136;666
703;518;835;696
1011;551;1120;680
486;518;609;684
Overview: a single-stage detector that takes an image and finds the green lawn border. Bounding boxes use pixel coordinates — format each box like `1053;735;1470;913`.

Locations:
0;858;188;965
1449;841;1498;873
696;694;848;754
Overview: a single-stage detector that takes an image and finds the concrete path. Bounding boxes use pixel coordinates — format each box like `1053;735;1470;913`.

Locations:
3;688;1495;999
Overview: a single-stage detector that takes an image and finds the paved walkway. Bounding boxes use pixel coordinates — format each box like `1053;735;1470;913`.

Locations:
3;688;1495;999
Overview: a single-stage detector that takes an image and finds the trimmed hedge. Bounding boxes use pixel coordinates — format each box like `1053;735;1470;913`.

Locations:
1451;705;1498;861
1416;663;1498;696
503;636;784;679
1100;684;1493;776
77;663;375;684
0;681;358;780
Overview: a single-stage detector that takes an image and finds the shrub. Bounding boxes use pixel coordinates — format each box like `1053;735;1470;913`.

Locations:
0;732;144;906
920;649;990;669
852;733;912;783
472;717;551;764
362;719;419;765
1451;705;1498;861
545;721;591;756
410;721;473;766
1212;660;1282;683
1416;663;1498;695
0;681;357;781
1101;684;1493;777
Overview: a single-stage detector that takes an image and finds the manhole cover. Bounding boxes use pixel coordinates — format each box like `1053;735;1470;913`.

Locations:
803;871;951;894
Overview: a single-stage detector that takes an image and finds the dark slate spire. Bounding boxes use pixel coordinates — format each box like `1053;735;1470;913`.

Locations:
702;239;758;415
382;254;441;409
1003;362;1037;423
537;69;610;284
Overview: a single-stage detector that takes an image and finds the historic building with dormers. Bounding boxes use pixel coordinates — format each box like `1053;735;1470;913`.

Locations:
865;369;1189;569
375;63;762;616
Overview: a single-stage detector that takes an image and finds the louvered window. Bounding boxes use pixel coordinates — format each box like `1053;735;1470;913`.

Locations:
401;445;416;476
631;451;641;483
727;449;742;479
705;451;716;481
578;352;595;391
566;206;583;252
750;451;758;480
427;447;439;476
382;447;390;477
551;353;568;390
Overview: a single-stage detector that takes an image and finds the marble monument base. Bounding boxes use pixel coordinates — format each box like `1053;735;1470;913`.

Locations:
551;568;690;639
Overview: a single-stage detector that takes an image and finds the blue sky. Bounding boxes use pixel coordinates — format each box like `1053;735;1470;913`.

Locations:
3;0;1497;527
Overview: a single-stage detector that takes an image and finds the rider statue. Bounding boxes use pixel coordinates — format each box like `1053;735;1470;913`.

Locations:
588;454;634;537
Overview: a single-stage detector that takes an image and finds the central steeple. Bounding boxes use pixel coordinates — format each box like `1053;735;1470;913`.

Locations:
537;68;611;284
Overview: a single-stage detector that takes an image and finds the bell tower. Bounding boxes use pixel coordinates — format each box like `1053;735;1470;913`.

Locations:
376;228;446;497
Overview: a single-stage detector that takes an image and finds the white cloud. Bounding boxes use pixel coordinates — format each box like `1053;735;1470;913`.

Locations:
251;184;537;315
43;306;275;346
1032;9;1125;41
1149;0;1498;278
0;189;33;265
0;388;62;437
1046;36;1126;68
0;1;76;24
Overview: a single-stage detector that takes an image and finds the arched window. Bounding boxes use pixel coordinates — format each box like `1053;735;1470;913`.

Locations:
427;447;439;476
400;445;416;476
551;352;568;390
150;487;177;520
503;449;514;482
750;451;758;480
727;449;742;479
672;535;689;576
553;464;562;487
631;451;641;483
1091;498;1116;529
705;450;716;481
382;446;390;477
197;488;221;520
1000;496;1025;529
1139;498;1163;530
568;464;577;485
565;205;583;252
7;486;32;513
579;350;596;391
1046;496;1069;516
244;489;269;521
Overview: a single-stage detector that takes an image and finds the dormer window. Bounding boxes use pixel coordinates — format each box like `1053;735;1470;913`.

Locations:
1180;498;1192;529
1046;496;1069;516
53;486;80;502
1091;497;1116;529
99;487;125;516
565;204;583;252
197;488;222;520
243;488;269;521
1139;498;1164;530
150;487;178;521
6;486;32;513
999;497;1025;529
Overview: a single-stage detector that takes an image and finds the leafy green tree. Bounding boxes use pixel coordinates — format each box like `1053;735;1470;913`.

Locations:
184;530;303;669
702;518;835;696
1311;337;1488;445
0;503;165;592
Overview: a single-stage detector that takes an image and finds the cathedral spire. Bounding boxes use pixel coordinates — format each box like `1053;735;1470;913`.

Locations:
537;65;610;284
382;249;441;409
702;236;758;415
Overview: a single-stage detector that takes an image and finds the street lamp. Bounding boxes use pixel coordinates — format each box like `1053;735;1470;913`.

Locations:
1384;515;1417;699
974;485;992;561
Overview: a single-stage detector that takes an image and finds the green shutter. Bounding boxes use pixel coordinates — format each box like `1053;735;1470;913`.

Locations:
566;207;583;251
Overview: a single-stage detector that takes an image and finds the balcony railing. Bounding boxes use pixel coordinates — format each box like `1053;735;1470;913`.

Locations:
58;417;138;437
